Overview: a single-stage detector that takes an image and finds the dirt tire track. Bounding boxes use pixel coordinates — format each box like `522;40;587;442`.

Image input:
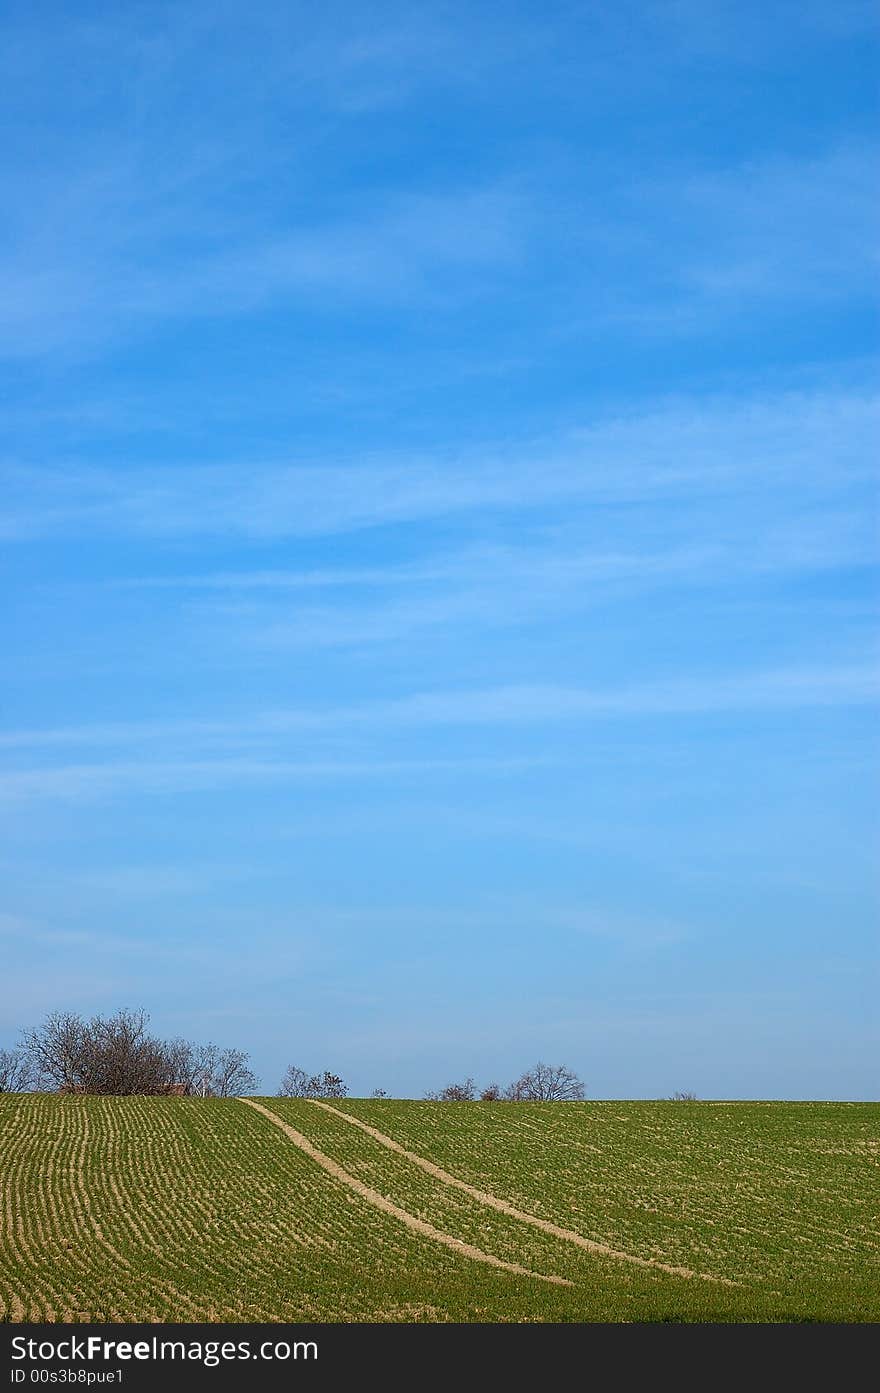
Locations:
239;1099;571;1287
309;1100;737;1286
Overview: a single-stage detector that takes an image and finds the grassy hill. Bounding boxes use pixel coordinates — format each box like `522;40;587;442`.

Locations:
0;1093;876;1322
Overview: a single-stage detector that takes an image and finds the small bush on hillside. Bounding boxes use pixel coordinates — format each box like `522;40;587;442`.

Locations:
278;1065;348;1099
20;1008;257;1096
424;1077;477;1101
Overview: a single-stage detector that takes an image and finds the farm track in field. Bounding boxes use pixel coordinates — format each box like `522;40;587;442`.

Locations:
332;1099;880;1298
305;1099;731;1285
1;1094;606;1322
241;1098;571;1286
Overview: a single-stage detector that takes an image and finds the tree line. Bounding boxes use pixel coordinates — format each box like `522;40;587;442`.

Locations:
0;1008;257;1097
0;1008;605;1102
424;1062;585;1102
277;1059;586;1101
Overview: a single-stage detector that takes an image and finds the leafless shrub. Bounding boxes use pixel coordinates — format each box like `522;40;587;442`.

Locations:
425;1077;477;1101
505;1061;585;1101
20;1009;258;1096
277;1065;347;1098
21;1009;167;1094
312;1070;347;1098
669;1090;698;1101
370;1087;388;1099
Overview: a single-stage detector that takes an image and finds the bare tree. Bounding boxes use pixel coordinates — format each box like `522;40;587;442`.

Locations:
211;1047;258;1097
668;1090;698;1101
191;1044;222;1096
277;1065;347;1099
162;1039;216;1095
278;1064;312;1097
162;1037;195;1092
0;1047;33;1092
506;1062;585;1101
20;1010;85;1091
162;1040;257;1096
370;1087;388;1099
480;1082;502;1101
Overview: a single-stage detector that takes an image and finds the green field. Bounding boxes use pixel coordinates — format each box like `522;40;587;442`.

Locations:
0;1094;877;1322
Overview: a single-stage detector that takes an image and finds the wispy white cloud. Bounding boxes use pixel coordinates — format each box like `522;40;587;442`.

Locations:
1;664;875;767
3;387;876;542
1;0;874;367
0;1;543;357
0;754;545;803
174;519;876;652
77;865;246;897
677;145;878;303
117;559;469;591
0;166;525;358
385;666;880;720
119;505;874;596
547;141;878;339
2;21;875;360
65;486;869;659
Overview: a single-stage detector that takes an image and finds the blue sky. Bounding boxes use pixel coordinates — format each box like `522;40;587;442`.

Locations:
1;0;877;1099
